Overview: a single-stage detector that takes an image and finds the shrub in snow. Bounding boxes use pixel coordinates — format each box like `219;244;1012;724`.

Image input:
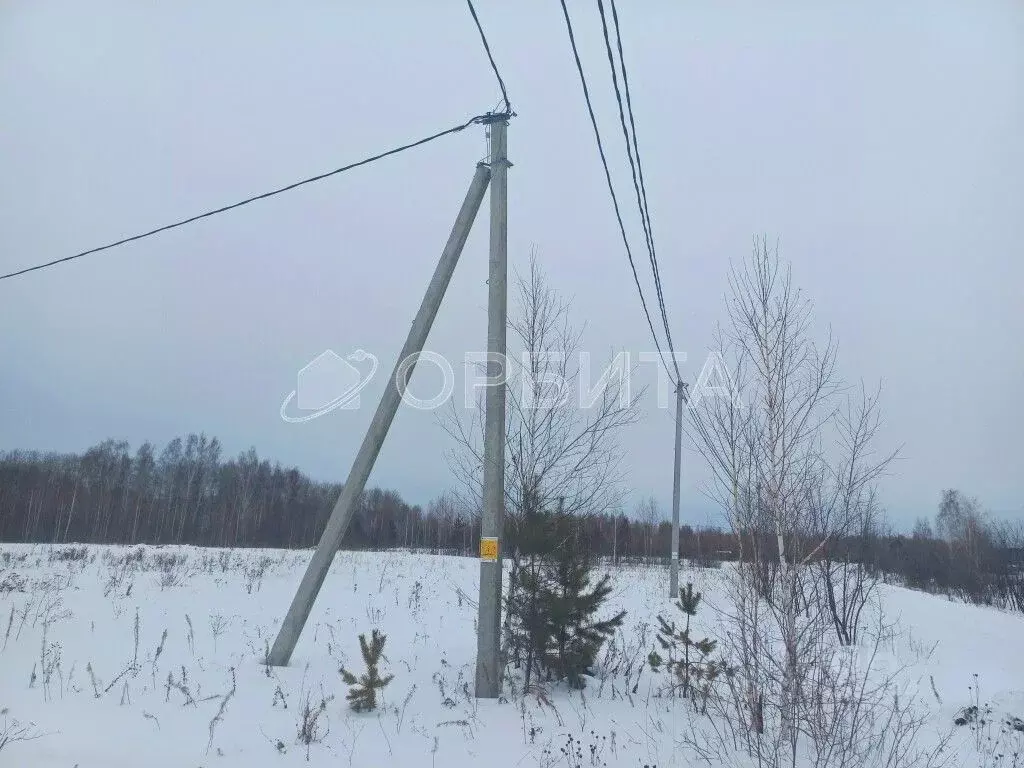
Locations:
956;675;1024;767
0;710;42;754
295;690;334;759
339;629;393;712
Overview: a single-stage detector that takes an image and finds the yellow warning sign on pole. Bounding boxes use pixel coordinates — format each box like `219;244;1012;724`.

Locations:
480;537;499;561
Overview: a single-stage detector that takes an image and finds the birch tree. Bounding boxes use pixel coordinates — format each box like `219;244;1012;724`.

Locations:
685;239;932;768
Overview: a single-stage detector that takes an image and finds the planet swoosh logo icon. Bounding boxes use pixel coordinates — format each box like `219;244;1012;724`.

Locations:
279;349;378;423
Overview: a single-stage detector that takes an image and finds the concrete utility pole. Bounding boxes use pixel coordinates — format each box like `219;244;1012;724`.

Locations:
669;380;686;598
475;116;509;698
268;162;492;667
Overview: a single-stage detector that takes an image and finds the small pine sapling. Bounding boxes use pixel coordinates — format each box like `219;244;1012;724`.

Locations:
339;629;393;712
505;495;627;690
649;582;723;708
542;559;626;689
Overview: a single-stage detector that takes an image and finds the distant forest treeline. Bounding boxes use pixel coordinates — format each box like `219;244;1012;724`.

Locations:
1;436;1021;614
0;434;730;558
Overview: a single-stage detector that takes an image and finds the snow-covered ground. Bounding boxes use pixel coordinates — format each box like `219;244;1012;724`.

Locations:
1;543;1022;767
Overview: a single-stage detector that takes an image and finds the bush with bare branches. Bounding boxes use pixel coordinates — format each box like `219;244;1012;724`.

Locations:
686;239;942;767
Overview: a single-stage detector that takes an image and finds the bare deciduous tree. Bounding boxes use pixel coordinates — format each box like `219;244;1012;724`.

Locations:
634;496;661;560
811;385;897;645
685;238;936;768
442;254;640;533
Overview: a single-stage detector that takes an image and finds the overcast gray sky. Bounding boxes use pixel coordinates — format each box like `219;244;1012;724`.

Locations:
1;0;1021;528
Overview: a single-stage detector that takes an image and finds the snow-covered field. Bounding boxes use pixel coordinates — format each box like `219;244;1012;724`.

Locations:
1;543;1022;767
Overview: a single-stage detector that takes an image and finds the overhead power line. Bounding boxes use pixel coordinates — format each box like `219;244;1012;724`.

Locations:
465;0;512;114
599;0;683;385
556;0;676;385
0;113;494;283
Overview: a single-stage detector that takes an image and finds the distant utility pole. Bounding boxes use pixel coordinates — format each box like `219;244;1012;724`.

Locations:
267;160;492;667
475;115;509;699
669;380;686;597
612;512;618;565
